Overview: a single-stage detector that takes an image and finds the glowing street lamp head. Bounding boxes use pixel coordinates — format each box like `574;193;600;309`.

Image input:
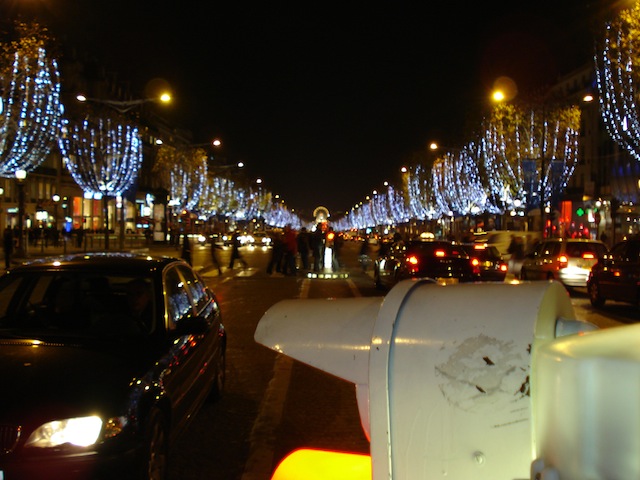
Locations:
159;92;171;103
492;90;505;102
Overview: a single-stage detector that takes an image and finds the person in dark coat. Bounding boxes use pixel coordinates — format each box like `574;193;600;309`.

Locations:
181;234;192;265
297;227;311;271
210;239;223;275
228;232;248;269
3;227;13;269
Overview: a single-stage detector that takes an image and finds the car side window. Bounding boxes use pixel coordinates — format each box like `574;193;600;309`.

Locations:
164;266;194;328
540;242;556;257
0;275;26;324
176;265;212;316
610;243;628;261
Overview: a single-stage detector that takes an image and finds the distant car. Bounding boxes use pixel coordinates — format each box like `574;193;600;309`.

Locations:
250;232;272;247
520;238;608;288
588;237;640;308
0;253;226;479
462;243;509;282
374;239;479;289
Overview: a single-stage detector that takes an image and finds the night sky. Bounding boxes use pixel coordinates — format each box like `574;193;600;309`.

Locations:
2;0;611;220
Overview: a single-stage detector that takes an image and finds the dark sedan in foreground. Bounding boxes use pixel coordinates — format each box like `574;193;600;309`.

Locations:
0;253;226;480
374;239;480;289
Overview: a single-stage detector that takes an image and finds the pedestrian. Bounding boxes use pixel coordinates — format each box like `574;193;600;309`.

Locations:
325;227;338;272
210;238;223;275
311;224;325;272
181;234;192;266
228;232;248;269
267;231;285;275
282;224;298;275
3;227;13;269
297;227;311;270
359;237;371;272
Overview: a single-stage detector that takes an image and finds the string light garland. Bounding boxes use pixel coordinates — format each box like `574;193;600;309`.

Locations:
0;46;62;176
58;117;142;197
596;2;640;162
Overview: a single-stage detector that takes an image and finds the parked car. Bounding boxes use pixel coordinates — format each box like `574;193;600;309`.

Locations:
588;237;640;308
462;243;509;282
0;253;227;480
520;238;608;288
374;239;479;289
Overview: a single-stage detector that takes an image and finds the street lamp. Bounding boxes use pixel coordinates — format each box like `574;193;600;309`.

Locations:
15;169;26;257
52;193;60;244
76;92;172;113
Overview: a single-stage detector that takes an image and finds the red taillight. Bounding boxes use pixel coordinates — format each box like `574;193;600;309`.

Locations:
407;255;419;265
470;258;480;267
499;263;508;273
434;250;445;257
558;255;569;268
582;252;595;260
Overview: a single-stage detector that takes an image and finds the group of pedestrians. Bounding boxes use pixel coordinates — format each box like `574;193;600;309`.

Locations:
176;226;346;278
267;224;343;276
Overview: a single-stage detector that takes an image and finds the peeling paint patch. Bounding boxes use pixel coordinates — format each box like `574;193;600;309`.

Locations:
435;333;529;413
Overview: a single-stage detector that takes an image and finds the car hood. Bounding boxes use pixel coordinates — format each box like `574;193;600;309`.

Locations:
0;337;157;423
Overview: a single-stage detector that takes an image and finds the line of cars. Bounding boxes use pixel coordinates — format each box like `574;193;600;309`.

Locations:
374;233;640;311
373;239;508;289
373;236;603;287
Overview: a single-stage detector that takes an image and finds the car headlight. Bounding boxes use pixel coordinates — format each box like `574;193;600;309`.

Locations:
198;234;206;243
25;415;104;448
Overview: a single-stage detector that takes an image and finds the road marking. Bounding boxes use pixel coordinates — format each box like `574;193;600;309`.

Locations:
241;354;293;480
346;278;361;297
242;278;310;480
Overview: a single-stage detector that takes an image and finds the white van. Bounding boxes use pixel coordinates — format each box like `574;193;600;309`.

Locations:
473;230;541;258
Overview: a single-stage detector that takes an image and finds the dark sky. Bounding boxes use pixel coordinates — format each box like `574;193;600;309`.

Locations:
3;0;611;220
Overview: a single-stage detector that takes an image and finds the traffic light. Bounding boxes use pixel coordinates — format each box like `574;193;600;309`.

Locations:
255;280;640;479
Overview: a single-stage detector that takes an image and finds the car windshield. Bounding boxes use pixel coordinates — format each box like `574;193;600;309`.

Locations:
0;271;156;340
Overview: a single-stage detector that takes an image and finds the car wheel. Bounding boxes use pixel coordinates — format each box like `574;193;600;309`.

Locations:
209;349;226;402
142;408;168;480
588;280;605;308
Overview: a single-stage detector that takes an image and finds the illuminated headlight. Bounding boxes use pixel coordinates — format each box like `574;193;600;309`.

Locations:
198;234;206;243
262;237;271;245
25;415;105;448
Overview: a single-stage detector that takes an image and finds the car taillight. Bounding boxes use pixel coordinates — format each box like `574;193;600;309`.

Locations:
499;263;508;273
470;257;480;275
558;255;569;268
407;255;419;274
434;250;445;257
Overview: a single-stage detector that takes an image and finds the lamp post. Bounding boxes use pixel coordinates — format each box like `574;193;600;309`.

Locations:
15;169;27;257
52;193;60;246
76;92;172;113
